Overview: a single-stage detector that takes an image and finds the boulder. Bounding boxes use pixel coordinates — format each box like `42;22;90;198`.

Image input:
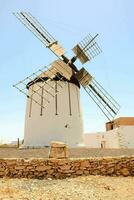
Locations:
120;168;130;176
49;141;69;159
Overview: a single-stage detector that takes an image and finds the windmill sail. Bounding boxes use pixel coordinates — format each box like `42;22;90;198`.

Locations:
13;61;73;109
72;34;102;64
13;12;65;57
13;12;120;120
76;68;120;121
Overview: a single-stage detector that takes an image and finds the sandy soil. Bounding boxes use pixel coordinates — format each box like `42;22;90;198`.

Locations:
0;148;134;199
0;175;134;200
0;147;134;158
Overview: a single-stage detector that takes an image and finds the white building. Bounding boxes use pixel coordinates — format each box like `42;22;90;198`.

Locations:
23;60;84;148
84;117;134;148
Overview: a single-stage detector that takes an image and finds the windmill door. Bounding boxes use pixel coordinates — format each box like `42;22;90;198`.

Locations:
101;141;106;148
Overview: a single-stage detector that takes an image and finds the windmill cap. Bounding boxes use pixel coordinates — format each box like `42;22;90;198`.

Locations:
26;60;80;89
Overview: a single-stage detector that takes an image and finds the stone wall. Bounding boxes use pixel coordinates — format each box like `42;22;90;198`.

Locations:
0;156;134;179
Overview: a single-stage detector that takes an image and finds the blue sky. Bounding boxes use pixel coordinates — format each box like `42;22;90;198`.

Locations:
0;0;134;142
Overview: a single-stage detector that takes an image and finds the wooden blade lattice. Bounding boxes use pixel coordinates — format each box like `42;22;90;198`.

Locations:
83;78;120;121
72;34;102;64
13;62;72;109
13;12;65;57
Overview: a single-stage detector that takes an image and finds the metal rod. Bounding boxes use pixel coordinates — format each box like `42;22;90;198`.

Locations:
93;79;120;107
83;86;112;121
91;80;119;111
20;12;51;44
89;84;116;115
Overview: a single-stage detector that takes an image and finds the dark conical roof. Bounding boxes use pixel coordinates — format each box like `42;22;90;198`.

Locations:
27;60;80;89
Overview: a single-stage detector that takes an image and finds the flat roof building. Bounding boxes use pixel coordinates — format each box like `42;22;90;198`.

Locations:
106;117;134;131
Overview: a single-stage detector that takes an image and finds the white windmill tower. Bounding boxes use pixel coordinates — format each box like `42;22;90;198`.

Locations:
13;12;120;147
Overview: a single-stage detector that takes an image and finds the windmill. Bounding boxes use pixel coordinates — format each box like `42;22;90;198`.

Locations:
13;12;120;147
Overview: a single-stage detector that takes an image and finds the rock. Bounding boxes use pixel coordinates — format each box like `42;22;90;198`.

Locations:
0;172;4;176
15;166;25;170
107;168;114;175
36;166;51;171
47;169;54;175
75;170;83;175
104;185;113;190
50;141;66;148
0;167;5;172
49;141;69;159
26;166;34;170
80;160;91;168
92;170;100;175
120;168;130;176
57;160;68;165
83;170;89;175
59;165;71;171
47;177;52;180
61;170;74;174
130;169;134;176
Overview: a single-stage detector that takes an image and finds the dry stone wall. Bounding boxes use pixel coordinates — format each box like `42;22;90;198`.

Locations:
0;156;134;179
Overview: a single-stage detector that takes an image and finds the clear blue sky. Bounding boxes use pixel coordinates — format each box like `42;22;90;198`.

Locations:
0;0;134;142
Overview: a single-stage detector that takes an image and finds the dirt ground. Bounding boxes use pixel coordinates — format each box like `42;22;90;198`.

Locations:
0;148;134;199
0;175;134;200
0;147;134;158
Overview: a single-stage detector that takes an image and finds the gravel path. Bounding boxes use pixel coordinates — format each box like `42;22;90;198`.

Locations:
0;176;134;200
0;147;134;158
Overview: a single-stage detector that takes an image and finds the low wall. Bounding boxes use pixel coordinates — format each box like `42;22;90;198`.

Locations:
0;156;134;179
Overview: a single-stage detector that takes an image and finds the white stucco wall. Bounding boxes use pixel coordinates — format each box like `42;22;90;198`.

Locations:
84;131;119;148
24;80;84;147
84;126;134;148
116;126;134;148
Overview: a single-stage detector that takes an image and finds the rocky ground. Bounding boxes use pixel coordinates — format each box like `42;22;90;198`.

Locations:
0;147;134;158
0;175;134;200
0;148;134;199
